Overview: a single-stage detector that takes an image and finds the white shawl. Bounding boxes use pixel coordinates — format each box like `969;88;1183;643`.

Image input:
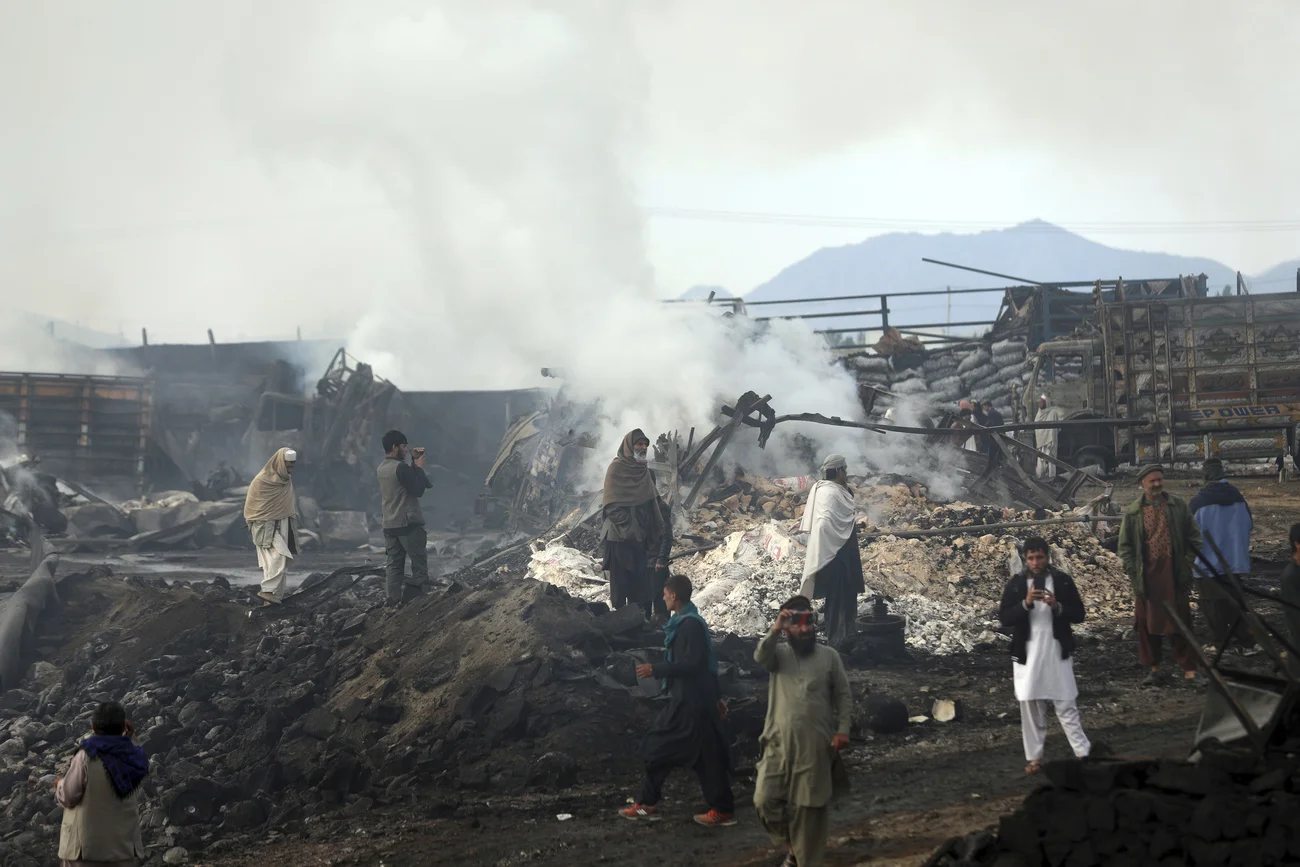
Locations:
798;479;858;582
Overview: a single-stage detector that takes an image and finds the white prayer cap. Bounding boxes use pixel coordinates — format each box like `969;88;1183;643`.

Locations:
820;453;847;472
284;449;298;462
1038;394;1048;401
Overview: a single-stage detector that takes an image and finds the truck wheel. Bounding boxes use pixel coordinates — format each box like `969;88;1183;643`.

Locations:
1074;446;1113;474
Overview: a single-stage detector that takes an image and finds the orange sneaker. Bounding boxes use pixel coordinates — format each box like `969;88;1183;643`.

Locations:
693;809;737;827
619;804;660;820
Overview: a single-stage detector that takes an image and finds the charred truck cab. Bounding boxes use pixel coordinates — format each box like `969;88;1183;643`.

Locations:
1024;282;1300;470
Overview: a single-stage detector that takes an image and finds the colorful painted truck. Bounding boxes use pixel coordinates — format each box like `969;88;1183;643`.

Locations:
1023;281;1300;469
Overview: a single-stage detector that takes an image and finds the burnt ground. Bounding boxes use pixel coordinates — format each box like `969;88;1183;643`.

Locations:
1;471;1294;867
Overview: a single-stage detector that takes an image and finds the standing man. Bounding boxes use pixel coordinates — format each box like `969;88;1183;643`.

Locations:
1034;396;1066;479
620;574;735;827
754;596;852;867
998;537;1091;774
600;429;671;615
57;700;148;867
981;399;1005;469
243;447;298;606
1118;465;1203;685
1190;458;1254;648
1279;523;1300;650
377;429;432;606
798;454;865;648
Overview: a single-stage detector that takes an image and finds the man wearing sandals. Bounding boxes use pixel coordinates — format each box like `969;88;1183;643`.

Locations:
998;536;1091;774
753;596;852;867
243;447;298;606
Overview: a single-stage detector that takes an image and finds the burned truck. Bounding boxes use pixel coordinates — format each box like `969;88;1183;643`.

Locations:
1023;280;1300;469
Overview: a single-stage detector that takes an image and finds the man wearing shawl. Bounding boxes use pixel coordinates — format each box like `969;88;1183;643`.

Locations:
1034;396;1067;479
798;454;865;648
1118;465;1203;685
620;574;735;826
1191;458;1254;648
56;700;148;867
243;447;298;606
601;430;671;615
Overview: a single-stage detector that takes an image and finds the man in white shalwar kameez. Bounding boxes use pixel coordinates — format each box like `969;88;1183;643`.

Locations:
243;447;298;606
998;536;1091;774
1034;396;1067;479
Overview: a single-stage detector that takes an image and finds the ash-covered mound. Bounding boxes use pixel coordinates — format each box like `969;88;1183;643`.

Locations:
0;570;659;865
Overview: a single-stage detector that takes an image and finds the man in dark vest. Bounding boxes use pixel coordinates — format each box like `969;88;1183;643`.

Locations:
377;429;432;605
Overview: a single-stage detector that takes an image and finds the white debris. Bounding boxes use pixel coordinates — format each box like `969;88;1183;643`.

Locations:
526;545;608;603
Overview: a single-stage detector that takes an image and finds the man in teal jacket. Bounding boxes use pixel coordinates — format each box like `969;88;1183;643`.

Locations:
1118;465;1203;685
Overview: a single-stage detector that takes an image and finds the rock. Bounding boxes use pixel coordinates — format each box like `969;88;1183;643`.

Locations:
931;699;963;723
593;605;645;637
177;701;214;728
528;751;579;789
0;738;26;760
458;764;489;789
485;694;528;742
300;708;338;740
317;511;370;549
340;614;367;638
25;662;61;690
223;800;268;830
163;846;189;865
861;694;909;734
344;797;375;816
365;702;404;726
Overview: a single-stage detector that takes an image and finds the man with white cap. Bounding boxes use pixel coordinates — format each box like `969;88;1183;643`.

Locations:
798;454;865;647
1034;395;1066;479
243;447;298;606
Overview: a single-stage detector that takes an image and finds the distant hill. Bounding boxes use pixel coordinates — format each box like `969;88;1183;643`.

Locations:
682;220;1295;337
1248;259;1299;293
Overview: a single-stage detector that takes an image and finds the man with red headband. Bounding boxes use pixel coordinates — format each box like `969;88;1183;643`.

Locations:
753;596;852;867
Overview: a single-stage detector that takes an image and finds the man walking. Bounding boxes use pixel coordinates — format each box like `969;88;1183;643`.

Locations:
377;429;432;606
1190;458;1254;648
981;399;1005;467
620;574;735;826
754;596;852;867
243;447;298;606
998;537;1091;774
1118;465;1203;685
57;700;148;867
798;455;865;648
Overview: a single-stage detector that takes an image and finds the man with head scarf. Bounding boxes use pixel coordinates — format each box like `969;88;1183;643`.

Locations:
1190;458;1254;649
601;429;671;616
1034;396;1067;478
798;455;865;648
1118;465;1203;685
621;574;735;827
56;700;148;867
754;596;852;867
243;447;298;606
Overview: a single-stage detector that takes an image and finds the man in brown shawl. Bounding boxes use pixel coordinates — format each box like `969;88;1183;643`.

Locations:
243;447;298;606
1118;465;1203;685
601;430;671;616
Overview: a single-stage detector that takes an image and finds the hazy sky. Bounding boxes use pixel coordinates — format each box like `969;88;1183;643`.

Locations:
2;0;1298;349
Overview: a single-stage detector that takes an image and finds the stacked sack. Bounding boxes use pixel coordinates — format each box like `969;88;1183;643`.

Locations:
848;337;1032;417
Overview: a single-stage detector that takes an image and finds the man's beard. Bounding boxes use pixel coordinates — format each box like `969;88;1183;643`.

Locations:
789;633;817;656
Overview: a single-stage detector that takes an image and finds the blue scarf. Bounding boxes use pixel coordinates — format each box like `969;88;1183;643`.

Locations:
81;735;148;798
662;601;718;690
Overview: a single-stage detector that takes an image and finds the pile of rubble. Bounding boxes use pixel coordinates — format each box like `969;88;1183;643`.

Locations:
0;569;672;866
523;475;1132;656
929;750;1300;867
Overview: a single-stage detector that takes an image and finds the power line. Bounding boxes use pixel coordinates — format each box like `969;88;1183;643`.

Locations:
642;207;1300;235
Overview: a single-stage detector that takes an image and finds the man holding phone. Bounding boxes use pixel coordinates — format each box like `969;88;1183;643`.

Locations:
753;596;852;867
377;429;432;605
998;536;1091;774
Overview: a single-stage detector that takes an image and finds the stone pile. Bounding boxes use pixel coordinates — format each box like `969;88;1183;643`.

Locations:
928;749;1300;867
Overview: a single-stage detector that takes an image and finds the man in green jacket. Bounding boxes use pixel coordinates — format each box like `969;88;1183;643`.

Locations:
1118;465;1203;685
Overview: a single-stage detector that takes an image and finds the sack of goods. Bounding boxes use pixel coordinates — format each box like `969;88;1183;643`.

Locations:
957;349;992;375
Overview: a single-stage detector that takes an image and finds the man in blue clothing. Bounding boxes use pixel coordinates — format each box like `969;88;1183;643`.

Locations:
620;574;735;827
1190;458;1254;648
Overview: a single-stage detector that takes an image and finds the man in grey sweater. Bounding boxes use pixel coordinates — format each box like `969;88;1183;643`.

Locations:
377;429;432;605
